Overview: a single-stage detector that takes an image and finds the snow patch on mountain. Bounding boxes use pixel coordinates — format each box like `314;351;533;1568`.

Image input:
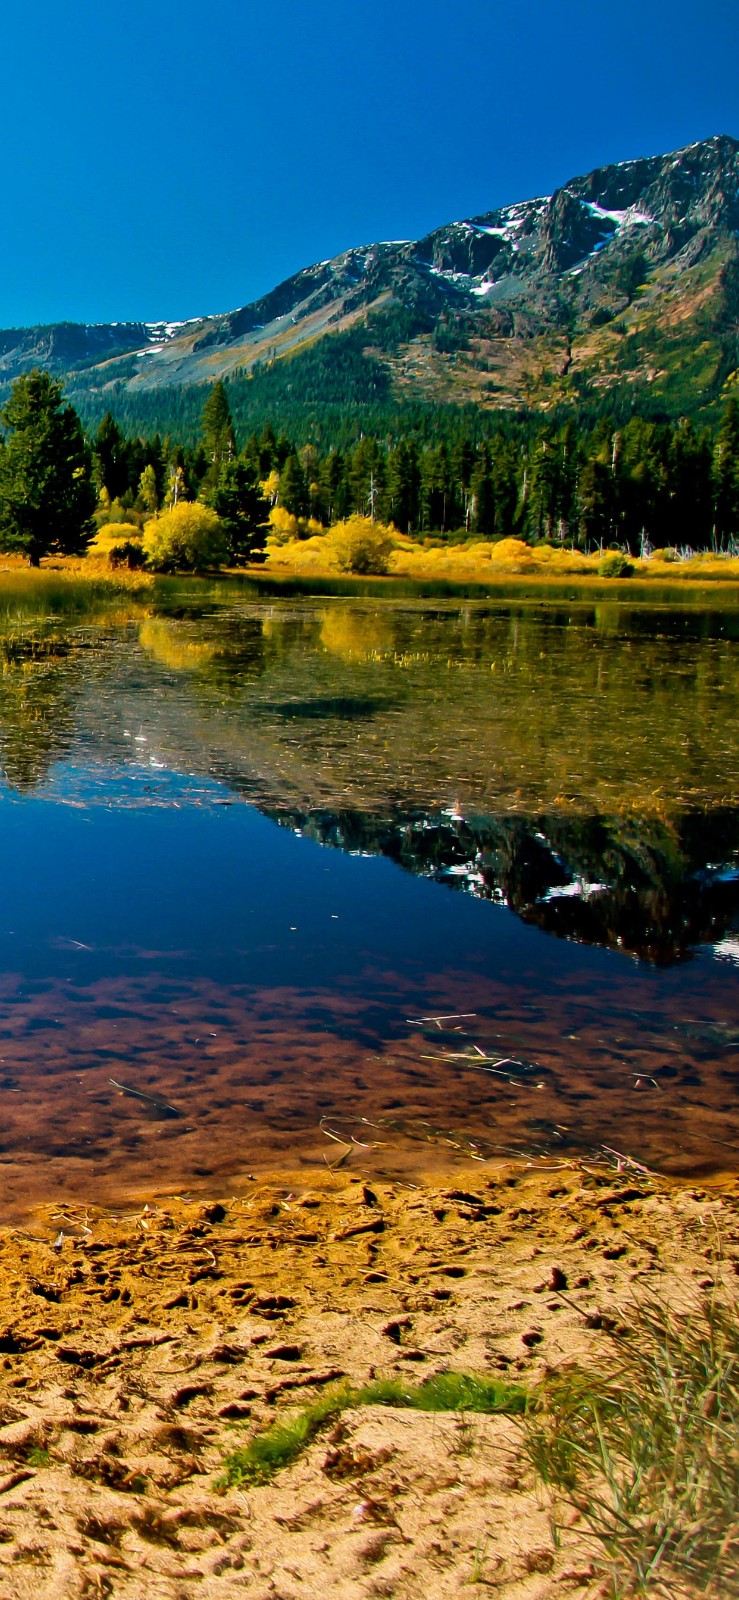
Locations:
145;319;200;341
585;201;654;228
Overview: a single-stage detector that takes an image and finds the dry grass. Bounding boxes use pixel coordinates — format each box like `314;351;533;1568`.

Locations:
524;1282;739;1597
1;542;735;590
0;554;154;590
263;533;739;586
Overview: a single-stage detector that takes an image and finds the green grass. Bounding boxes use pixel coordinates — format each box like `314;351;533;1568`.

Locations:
523;1284;739;1598
221;1371;527;1487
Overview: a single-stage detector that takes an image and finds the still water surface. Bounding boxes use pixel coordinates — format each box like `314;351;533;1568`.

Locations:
0;573;736;1212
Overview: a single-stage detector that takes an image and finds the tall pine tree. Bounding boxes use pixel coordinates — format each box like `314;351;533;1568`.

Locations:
201;381;236;468
202;460;270;564
714;395;739;541
0;371;96;564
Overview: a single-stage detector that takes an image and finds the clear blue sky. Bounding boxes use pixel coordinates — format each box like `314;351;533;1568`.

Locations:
2;0;737;328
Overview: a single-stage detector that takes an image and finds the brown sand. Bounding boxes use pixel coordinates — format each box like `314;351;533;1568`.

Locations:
0;1161;735;1598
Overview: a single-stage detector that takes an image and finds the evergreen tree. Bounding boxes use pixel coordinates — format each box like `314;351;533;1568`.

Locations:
349;436;384;518
668;420;713;548
257;424;277;475
527;434;559;540
714;396;739;540
489;439;519;538
94;412;129;500
470;444;496;537
202;460;270;564
318;449;348;524
274;433;292;470
278;453;308;517
201;381;236;466
577;452;615;547
0;370;96;564
452;438;475;529
616;420;670;552
420;443;455;532
386;440;420;533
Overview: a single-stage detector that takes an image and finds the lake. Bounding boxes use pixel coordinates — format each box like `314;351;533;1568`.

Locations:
0;571;736;1214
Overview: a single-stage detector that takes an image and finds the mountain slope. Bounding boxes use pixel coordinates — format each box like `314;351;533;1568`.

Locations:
3;134;739;418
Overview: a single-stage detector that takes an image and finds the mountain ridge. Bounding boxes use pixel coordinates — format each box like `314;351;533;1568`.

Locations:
2;133;738;420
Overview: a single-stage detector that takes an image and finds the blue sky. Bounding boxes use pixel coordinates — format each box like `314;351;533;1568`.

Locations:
2;0;737;327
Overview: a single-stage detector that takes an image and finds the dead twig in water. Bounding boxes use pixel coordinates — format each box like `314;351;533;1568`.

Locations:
601;1146;657;1178
109;1078;180;1118
406;1013;478;1026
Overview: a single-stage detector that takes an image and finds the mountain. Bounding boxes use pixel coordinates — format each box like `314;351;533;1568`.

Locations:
2;134;739;421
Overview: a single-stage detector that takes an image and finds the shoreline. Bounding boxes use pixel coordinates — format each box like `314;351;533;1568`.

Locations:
0;1161;734;1597
0;553;739;599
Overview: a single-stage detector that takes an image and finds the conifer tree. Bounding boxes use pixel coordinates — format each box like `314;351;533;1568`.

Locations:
470;444;496;537
527;434;559;540
257;424;277;475
278;453;308;518
668;420;713;547
420;443;455;532
0;370;96;564
349;437;384;518
387;440;420;533
202;459;270;564
714;395;739;539
318;450;347;525
201;381;236;466
94;412;129;500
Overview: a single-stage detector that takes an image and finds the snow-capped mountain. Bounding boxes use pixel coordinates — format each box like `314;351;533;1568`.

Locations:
0;134;737;413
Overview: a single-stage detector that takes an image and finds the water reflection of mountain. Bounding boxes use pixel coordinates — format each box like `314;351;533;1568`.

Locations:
0;585;735;968
264;804;739;966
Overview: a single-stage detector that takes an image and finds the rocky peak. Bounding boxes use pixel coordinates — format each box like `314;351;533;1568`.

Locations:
0;134;736;406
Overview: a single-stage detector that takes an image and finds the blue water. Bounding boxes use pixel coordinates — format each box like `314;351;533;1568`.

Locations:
0;580;733;1207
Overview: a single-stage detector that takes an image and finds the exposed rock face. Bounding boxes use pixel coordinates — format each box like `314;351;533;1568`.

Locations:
0;134;737;406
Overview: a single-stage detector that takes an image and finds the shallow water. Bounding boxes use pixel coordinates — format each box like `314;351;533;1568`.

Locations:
0;573;736;1212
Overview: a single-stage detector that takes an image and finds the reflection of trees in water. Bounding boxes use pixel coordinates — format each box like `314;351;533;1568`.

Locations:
152;597;739;817
0;585;736;948
266;803;739;965
319;608;394;662
139;614;268;697
0;636;82;789
0;586;149;792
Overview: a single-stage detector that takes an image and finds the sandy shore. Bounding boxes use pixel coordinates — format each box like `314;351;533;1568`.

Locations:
0;1161;734;1598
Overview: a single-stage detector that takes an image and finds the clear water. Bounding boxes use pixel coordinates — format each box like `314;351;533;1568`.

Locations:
0;572;736;1213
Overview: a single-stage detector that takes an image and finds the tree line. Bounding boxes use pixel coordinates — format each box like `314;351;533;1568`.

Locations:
93;385;739;554
0;367;738;565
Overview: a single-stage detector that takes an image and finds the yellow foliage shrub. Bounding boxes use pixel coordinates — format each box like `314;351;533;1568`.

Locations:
328;517;394;575
267;535;336;572
90;522;143;553
268;506;299;542
142;503;228;572
487;538;536;567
